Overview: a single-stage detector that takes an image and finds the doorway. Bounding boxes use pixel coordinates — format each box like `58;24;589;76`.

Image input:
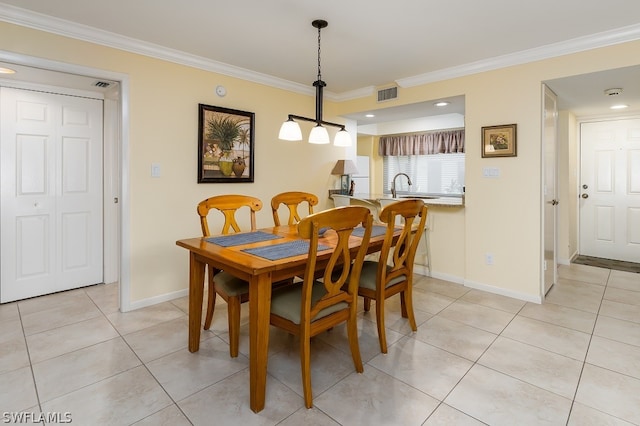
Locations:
542;85;558;296
579;118;640;263
0;51;129;310
0;86;104;302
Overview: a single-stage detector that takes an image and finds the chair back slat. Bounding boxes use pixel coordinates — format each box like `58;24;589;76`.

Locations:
377;200;428;280
297;206;373;323
271;191;319;226
197;194;262;236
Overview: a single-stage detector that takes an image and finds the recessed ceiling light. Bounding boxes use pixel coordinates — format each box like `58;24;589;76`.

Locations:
0;67;16;74
365;114;375;118
610;104;629;110
434;101;449;107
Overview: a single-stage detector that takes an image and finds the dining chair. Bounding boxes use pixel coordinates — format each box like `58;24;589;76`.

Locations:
269;205;373;408
270;191;319;226
197;194;262;357
357;199;427;353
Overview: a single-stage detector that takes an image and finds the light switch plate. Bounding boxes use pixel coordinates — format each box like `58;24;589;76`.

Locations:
151;163;161;177
483;167;500;178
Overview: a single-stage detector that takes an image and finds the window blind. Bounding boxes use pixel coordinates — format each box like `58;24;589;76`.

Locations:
383;153;465;195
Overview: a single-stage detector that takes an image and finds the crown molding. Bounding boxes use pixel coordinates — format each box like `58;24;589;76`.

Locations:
0;3;315;97
397;23;640;88
2;4;640;100
330;86;376;102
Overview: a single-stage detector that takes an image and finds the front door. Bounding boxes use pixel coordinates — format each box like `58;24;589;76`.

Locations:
579;118;640;262
1;87;104;302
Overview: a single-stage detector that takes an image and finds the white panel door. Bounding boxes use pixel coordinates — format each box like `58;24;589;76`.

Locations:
1;87;103;302
543;85;558;295
579;118;640;262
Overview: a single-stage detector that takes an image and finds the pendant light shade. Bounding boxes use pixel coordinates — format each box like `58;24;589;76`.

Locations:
278;118;302;141
309;125;330;144
333;129;352;147
278;19;351;147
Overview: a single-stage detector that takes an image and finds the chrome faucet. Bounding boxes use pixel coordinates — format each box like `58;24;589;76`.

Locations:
391;173;412;198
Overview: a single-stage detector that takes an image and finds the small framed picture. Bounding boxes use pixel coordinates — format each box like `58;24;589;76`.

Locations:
481;124;517;158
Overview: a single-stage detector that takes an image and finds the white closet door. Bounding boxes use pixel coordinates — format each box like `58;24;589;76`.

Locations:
1;87;104;302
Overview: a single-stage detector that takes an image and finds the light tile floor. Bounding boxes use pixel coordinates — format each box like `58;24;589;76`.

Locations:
1;264;639;425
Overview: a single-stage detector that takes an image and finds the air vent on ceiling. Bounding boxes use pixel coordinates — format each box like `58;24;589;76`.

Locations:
604;88;622;96
377;86;398;102
93;81;112;88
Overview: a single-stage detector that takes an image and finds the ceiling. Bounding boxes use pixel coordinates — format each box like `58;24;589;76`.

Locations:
1;0;640;123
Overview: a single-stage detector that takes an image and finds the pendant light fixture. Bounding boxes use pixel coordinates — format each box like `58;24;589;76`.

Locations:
278;19;352;146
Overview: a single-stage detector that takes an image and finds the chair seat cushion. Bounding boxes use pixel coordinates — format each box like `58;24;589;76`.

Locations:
358;261;406;291
271;282;347;325
215;271;249;296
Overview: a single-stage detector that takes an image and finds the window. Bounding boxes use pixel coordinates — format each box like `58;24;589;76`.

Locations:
383;153;465;195
379;128;465;195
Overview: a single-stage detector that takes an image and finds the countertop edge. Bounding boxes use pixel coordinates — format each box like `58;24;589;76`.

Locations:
331;193;465;208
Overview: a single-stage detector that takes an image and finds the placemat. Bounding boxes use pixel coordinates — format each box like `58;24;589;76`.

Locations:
352;225;388;238
206;231;283;247
242;240;330;261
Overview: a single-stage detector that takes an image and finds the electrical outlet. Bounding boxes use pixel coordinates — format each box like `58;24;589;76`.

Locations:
485;253;494;265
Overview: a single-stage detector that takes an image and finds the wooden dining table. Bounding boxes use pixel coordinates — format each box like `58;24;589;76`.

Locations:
176;224;394;413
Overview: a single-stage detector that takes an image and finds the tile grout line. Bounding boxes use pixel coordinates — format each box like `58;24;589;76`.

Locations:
563;268;611;426
7;269;637;424
15;301;43;414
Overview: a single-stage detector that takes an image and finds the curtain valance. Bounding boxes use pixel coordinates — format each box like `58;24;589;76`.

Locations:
378;129;465;156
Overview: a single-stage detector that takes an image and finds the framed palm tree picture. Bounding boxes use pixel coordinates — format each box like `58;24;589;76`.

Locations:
198;104;255;183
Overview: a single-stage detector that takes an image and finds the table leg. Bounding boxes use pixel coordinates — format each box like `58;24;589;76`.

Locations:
249;272;272;413
188;252;205;352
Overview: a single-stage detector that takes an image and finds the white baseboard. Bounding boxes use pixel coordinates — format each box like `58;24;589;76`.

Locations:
559;251;579;266
123;272;541;312
125;288;189;312
414;264;429;276
463;279;542;304
429;271;465;285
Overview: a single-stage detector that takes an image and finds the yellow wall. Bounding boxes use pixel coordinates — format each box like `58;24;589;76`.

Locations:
558;110;579;263
426;207;466;281
336;41;640;301
0;22;351;303
3;20;640;304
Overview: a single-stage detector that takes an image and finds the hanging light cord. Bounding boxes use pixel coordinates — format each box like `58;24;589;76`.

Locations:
317;23;322;82
283;19;345;132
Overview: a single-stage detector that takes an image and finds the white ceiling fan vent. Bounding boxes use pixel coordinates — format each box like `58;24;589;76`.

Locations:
377;86;398;102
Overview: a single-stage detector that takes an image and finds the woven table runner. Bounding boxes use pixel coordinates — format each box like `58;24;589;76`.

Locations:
242;240;330;261
206;231;283;247
352;225;388;238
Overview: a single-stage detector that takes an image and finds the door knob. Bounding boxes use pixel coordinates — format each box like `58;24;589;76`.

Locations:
582;184;588;189
581;193;589;199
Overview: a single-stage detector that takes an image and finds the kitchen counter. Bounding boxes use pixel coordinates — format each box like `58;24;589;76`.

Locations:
331;192;465;279
335;193;464;208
